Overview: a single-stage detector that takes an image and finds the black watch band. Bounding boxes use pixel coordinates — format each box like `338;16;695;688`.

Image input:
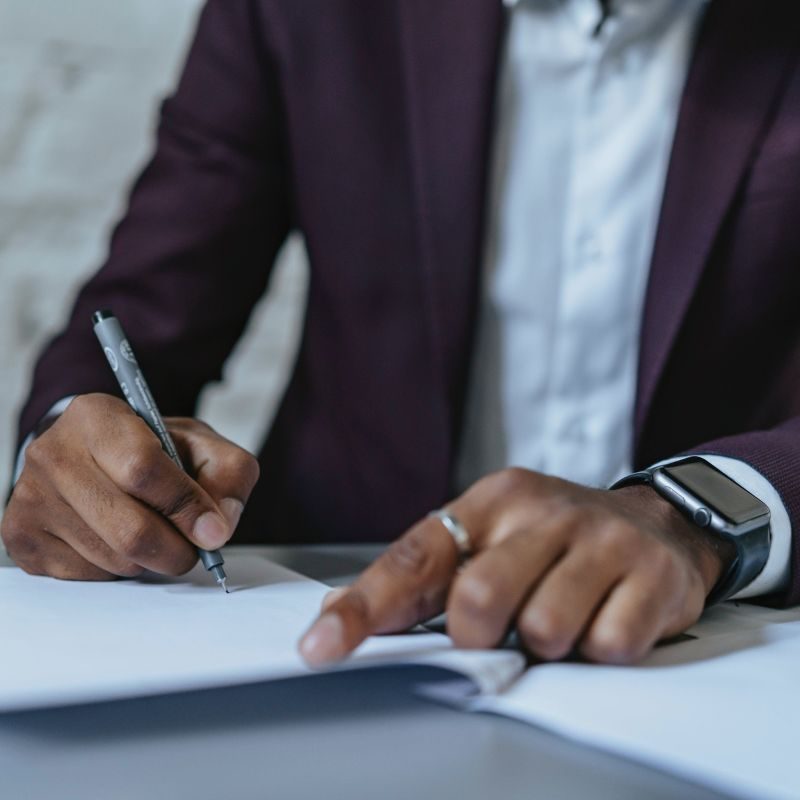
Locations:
611;459;771;605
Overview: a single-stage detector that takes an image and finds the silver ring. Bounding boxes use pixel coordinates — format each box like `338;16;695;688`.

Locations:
428;509;473;559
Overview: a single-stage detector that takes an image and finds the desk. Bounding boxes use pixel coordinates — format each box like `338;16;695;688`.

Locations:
0;546;730;800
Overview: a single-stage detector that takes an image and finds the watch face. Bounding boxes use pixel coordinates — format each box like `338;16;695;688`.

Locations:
662;461;767;525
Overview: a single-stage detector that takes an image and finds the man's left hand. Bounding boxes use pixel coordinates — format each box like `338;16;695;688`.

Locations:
299;468;736;666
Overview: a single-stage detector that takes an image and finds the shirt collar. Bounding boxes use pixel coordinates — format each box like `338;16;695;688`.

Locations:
503;0;708;10
503;0;709;39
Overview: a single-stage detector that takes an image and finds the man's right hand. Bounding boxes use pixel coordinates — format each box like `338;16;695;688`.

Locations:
1;393;260;581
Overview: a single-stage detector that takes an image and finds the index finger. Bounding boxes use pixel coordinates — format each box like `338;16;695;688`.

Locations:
299;515;463;667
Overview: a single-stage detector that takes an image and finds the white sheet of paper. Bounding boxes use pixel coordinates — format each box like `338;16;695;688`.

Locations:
475;604;800;800
0;553;522;712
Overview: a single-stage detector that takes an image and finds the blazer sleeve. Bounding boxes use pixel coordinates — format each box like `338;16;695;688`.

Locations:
16;0;292;450
684;418;800;607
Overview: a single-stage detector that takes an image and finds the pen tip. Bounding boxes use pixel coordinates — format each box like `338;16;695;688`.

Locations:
220;578;229;594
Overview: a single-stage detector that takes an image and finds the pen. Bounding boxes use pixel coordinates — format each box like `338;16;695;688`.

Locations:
92;310;229;593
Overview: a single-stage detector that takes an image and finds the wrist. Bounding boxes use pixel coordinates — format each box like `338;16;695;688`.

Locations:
611;458;772;603
614;484;736;596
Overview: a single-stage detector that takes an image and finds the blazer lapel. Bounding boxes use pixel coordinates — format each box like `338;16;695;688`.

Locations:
635;2;799;447
399;0;505;451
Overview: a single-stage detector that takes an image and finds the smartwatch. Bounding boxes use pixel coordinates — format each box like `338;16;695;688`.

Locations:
611;457;771;605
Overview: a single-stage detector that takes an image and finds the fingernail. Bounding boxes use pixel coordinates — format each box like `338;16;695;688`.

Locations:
299;614;344;666
220;498;244;532
193;511;229;549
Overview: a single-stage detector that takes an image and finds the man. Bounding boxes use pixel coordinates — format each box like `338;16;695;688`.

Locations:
3;1;799;668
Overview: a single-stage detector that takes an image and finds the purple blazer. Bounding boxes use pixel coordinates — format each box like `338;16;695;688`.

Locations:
16;1;800;604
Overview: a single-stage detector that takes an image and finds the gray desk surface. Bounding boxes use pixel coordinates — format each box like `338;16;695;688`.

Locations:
0;545;731;800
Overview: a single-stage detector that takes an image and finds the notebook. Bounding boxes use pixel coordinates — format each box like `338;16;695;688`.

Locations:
2;552;797;800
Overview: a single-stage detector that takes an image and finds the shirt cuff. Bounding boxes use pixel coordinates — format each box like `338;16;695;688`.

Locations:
651;454;791;599
12;396;77;486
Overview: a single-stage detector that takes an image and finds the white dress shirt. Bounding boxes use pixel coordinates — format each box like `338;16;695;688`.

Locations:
456;0;790;597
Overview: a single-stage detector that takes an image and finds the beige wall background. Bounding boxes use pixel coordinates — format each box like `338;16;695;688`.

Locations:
0;0;307;493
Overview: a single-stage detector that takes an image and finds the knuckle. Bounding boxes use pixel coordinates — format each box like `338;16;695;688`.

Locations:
70;567;115;582
342;588;371;625
72;392;101;410
468;467;540;524
238;451;261;489
1;500;38;550
114;561;146;579
555;505;589;534
221;448;260;489
8;477;40;509
647;544;679;581
2;529;44;575
48;559;114;582
447;614;501;650
518;606;569;657
118;446;161;495
384;527;433;578
64;393;92;419
158;546;198;577
159;481;203;522
0;517;23;552
594;521;639;559
96;542;147;578
448;575;508;649
16;556;46;577
68;393;115;424
488;466;533;496
0;515;15;548
23;436;52;471
165;416;200;431
116;517;158;561
321;586;349;612
454;572;501;615
583;625;639;664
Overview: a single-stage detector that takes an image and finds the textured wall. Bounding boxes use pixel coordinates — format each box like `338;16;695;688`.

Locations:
0;0;307;493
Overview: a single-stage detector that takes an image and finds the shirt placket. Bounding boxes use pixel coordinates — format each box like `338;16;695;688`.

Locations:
540;23;610;482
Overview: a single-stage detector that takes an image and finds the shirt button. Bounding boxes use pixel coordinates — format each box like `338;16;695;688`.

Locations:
576;231;603;265
610;47;642;76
